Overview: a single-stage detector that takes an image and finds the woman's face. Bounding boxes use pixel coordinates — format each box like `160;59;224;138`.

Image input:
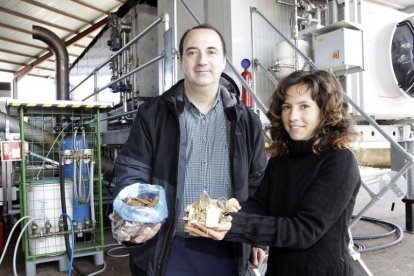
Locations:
281;84;322;141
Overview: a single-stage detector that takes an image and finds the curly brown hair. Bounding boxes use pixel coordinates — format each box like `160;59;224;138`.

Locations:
267;70;360;157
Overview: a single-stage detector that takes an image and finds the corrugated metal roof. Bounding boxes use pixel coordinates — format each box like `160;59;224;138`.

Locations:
0;0;126;80
1;0;413;81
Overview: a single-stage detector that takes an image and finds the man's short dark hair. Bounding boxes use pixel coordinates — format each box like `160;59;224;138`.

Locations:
179;24;227;58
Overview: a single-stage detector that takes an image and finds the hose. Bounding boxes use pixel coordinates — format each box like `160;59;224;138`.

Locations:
106;244;129;258
13;217;36;276
59;156;83;275
73;127;90;204
59;213;75;276
351;216;404;253
90;160;96;224
0;215;32;266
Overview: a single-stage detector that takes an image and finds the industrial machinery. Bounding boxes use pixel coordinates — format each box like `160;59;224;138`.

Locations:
8;99;109;276
1;1;414;275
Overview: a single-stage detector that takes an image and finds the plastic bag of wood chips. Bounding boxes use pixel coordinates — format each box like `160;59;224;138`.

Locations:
111;183;168;242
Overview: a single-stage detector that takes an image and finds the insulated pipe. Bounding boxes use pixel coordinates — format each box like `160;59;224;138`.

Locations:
32;25;69;101
0;111;55;147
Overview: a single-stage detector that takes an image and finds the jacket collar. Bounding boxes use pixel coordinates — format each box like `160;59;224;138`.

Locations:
162;78;241;120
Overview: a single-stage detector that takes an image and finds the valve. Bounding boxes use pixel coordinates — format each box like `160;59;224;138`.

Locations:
31;222;38;235
58;219;65;232
44;220;52;234
84;218;91;229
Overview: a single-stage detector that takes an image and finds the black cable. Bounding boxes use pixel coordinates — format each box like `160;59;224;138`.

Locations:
60;157;84;276
351;216;404;253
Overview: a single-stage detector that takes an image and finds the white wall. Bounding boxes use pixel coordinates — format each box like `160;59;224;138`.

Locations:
0;72;56;102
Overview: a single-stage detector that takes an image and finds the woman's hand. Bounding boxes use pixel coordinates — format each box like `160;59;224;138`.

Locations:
249;247;267;269
184;222;231;240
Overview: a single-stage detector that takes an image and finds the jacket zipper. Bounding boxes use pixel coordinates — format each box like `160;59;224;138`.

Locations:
155;100;181;275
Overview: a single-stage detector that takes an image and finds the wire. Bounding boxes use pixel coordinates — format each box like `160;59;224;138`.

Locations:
35;126;66;179
0;215;32;266
13;217;37;276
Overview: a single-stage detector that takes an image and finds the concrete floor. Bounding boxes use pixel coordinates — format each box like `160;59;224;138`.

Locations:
351;170;414;276
1;168;414;275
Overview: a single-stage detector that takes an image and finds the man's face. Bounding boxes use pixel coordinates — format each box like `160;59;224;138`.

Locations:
180;28;226;90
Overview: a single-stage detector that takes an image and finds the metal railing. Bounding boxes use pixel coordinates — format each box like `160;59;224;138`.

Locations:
69;13;173;101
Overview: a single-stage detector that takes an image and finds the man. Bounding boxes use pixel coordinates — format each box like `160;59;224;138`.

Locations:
114;24;267;276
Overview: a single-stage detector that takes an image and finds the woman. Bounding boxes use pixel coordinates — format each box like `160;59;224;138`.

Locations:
185;70;362;275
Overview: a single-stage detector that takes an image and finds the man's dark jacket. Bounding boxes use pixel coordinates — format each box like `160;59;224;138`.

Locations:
114;76;267;276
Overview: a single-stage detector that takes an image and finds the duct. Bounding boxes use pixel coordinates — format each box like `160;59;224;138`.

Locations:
0;111;55;148
32;25;69;101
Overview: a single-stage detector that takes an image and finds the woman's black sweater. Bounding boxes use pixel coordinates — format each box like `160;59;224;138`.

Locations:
226;140;361;276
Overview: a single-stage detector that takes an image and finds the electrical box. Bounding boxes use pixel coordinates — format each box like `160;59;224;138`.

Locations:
313;28;363;75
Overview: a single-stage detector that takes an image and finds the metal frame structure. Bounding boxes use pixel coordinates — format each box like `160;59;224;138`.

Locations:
13;100;108;275
248;5;414;230
69;13;173;101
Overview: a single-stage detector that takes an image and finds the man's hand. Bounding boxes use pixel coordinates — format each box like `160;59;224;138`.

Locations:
130;223;162;244
248;247;267;269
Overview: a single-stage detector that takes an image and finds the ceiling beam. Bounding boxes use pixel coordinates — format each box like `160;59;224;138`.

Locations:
0;22;32;35
21;0;94;25
0;58;57;72
70;0;111;15
0;36;47;50
0;47;36;58
0;69;16;74
0;59;26;66
0;6;76;34
0;48;78;64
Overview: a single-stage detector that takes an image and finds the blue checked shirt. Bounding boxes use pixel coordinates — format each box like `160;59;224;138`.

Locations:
176;92;233;236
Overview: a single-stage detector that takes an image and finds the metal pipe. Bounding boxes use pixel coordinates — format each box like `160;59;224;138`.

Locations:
0;111;55;147
293;0;299;70
32;26;69;101
26;151;59;166
173;0;178;83
254;58;278;85
180;0;201;23
250;7;257;110
28;226;96;239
